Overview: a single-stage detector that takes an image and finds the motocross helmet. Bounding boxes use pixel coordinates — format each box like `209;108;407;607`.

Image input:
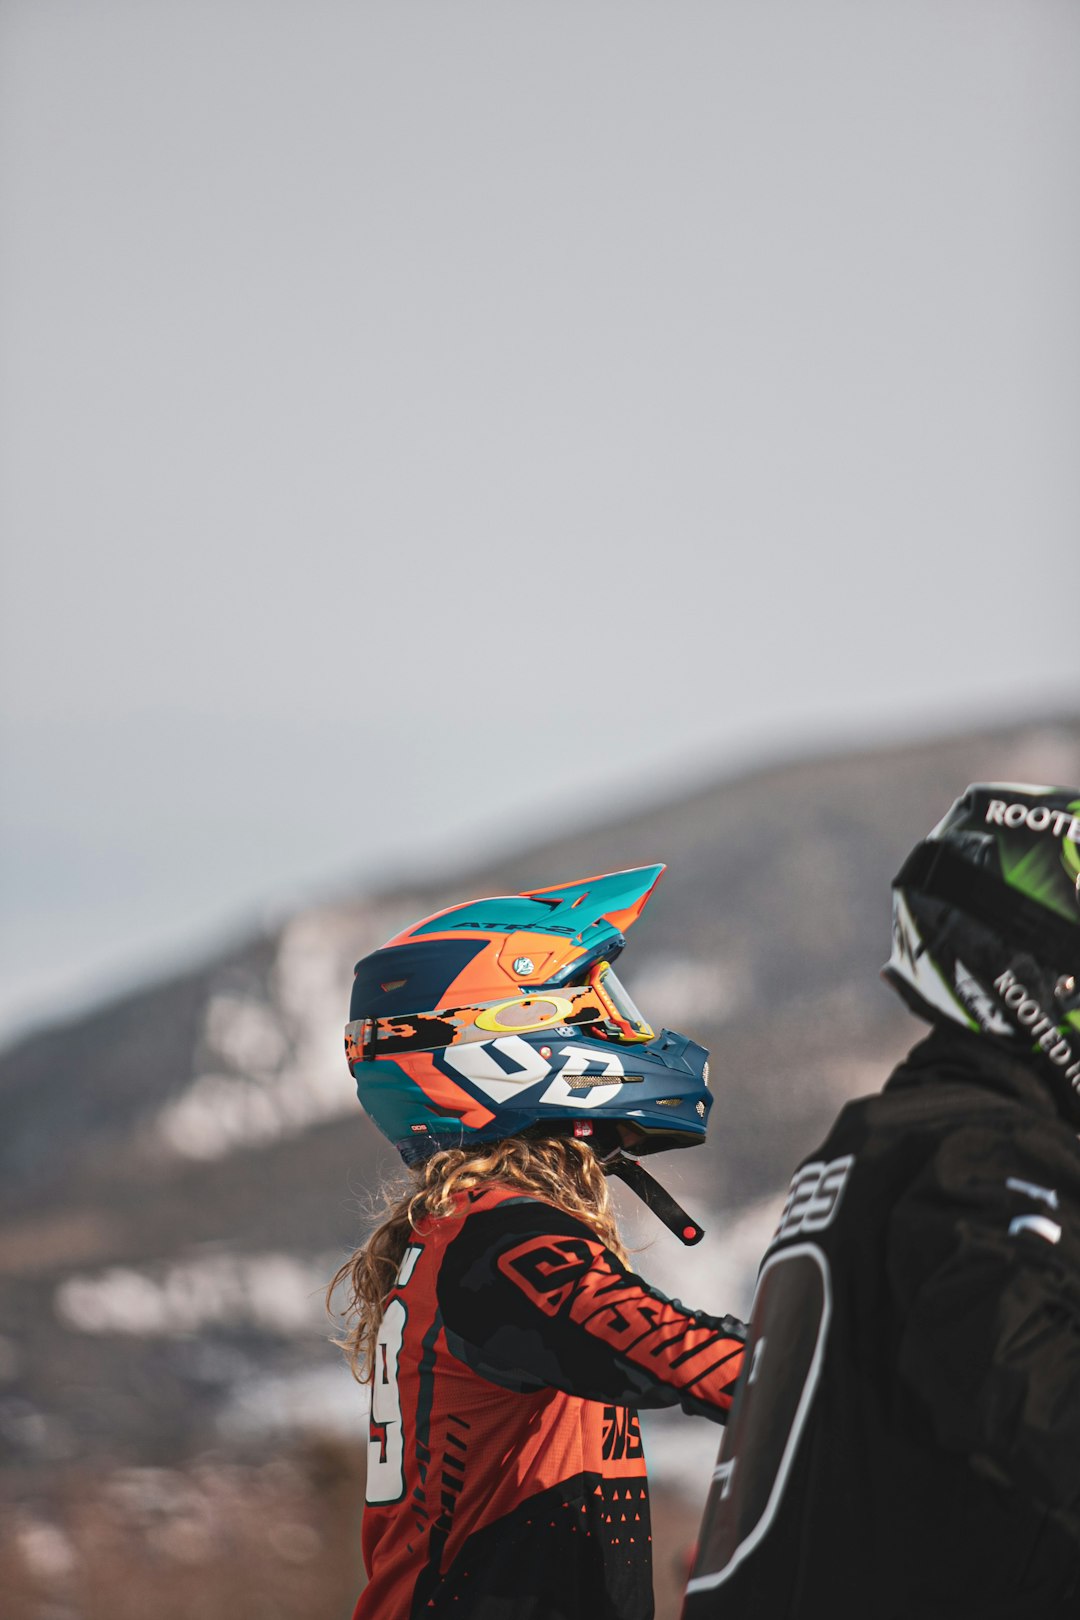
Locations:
884;783;1080;1123
347;866;712;1240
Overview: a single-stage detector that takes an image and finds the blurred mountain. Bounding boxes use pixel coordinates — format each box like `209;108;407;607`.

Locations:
1;716;1078;1617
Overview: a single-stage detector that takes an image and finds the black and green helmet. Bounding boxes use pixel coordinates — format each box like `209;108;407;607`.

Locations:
884;782;1080;1119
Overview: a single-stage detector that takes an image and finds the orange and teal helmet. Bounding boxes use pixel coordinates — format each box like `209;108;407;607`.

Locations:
346;864;712;1167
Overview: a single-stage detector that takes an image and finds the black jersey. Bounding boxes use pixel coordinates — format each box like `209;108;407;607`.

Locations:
686;1026;1080;1620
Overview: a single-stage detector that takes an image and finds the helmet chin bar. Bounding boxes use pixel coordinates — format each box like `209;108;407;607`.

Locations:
602;1150;705;1246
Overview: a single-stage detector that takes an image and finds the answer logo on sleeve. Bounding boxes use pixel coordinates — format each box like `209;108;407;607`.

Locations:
498;1235;600;1314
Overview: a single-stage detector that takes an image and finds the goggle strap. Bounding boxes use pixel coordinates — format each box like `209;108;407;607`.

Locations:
604;1153;705;1246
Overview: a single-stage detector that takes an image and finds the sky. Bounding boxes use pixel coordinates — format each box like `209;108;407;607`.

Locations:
1;0;1078;1043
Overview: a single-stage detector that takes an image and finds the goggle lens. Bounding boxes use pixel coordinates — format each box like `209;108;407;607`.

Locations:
590;963;654;1042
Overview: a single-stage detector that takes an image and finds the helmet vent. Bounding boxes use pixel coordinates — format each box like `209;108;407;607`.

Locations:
565;1074;644;1088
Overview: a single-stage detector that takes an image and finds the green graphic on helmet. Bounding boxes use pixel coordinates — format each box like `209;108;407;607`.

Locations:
884;782;1080;1125
998;815;1080;922
1063;801;1080;888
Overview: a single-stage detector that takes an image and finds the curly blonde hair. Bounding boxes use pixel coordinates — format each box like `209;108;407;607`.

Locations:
327;1135;627;1383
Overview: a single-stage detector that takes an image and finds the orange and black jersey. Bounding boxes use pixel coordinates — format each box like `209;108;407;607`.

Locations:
356;1183;745;1620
